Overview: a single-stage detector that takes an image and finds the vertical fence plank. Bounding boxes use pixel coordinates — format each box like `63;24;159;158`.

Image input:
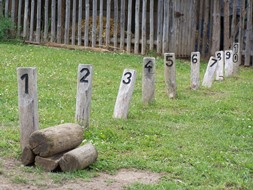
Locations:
134;0;140;54
120;0;125;50
113;0;118;50
224;0;230;50
17;67;39;151
77;0;82;45
164;53;177;98
17;0;22;36
0;0;3;16
163;0;169;54
149;0;154;51
202;0;210;56
23;0;29;39
11;0;15;24
92;0;97;48
126;0;132;53
211;0;220;55
239;0;245;61
84;0;90;47
244;0;252;66
71;0;76;45
51;0;56;42
57;0;62;43
157;0;163;54
98;0;103;47
141;0;147;55
29;0;35;41
105;0;111;47
36;0;42;43
5;0;9;17
197;0;204;51
169;0;176;53
64;0;70;44
44;0;49;41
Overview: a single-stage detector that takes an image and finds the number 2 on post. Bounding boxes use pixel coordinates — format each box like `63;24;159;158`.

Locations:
122;72;132;85
80;68;90;83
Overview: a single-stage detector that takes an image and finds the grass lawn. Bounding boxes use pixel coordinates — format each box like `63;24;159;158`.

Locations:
0;42;252;189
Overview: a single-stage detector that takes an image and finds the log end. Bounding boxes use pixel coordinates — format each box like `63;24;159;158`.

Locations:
21;146;35;166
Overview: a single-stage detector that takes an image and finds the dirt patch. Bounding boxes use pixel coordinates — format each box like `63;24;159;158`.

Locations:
0;157;163;190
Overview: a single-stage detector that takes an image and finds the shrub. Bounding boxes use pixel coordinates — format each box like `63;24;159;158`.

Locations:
0;16;14;40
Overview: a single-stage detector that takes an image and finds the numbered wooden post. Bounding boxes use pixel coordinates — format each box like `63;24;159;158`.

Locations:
164;53;176;98
232;42;240;75
113;69;137;119
215;51;224;81
75;64;93;129
190;52;200;90
17;67;39;151
202;57;218;88
142;57;155;104
224;50;233;77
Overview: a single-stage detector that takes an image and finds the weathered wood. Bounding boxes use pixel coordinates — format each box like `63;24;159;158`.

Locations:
113;0;118;50
21;146;35;166
126;0;132;53
105;0;111;47
84;0;90;47
244;1;252;66
11;0;15;24
197;0;204;51
17;67;39;151
29;123;84;157
142;57;155;104
23;0;29;39
113;69;137;119
92;0;97;48
64;0;70;44
57;0;62;43
157;0;163;54
0;0;3;17
201;0;210;56
17;0;22;36
36;0;42;43
4;0;9;17
163;0;169;54
35;153;64;171
149;0;154;51
239;0;245;61
141;0;147;55
71;0;76;45
77;0;82;46
224;50;233;77
119;0;125;50
59;144;98;172
134;0;140;54
190;52;200;90
44;0;49;41
51;0;56;42
215;51;224;80
29;0;35;41
202;56;218;88
223;0;230;50
98;0;103;46
232;42;240;74
211;0;220;55
75;64;93;129
164;53;176;98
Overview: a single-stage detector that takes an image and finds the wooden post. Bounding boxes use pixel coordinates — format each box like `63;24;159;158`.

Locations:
232;42;240;74
215;51;224;81
44;0;49;41
202;57;218;88
29;0;35;41
71;0;77;45
92;0;97;48
223;0;230;50
190;52;200;90
113;69;137;119
126;0;132;53
11;0;15;26
77;0;82;46
157;0;163;54
142;57;155;104
119;0;125;50
141;0;147;55
23;0;29;39
51;0;56;42
211;0;220;55
164;53;176;98
84;0;90;47
245;0;252;66
201;0;210;56
149;0;154;51
224;50;233;77
59;144;98;172
163;0;169;54
105;0;111;48
113;0;118;50
4;0;9;17
57;0;62;43
36;0;42;43
134;0;140;54
64;0;70;44
17;0;22;36
75;64;93;129
98;0;103;47
17;67;39;151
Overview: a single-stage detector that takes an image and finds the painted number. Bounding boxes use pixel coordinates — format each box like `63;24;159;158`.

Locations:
80;68;90;83
233;44;239;53
145;61;153;72
21;74;29;94
122;72;132;85
233;54;238;62
192;54;198;64
216;53;222;61
210;58;217;67
166;55;173;67
226;52;231;59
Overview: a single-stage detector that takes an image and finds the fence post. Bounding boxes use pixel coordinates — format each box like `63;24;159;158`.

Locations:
134;0;140;54
17;67;39;151
211;0;220;55
224;50;233;77
202;57;218;88
36;0;42;43
215;51;224;81
164;53;177;98
245;1;252;66
75;64;93;129
190;52;200;90
92;0;98;48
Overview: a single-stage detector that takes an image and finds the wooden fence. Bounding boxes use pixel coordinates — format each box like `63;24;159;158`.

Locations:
1;0;253;65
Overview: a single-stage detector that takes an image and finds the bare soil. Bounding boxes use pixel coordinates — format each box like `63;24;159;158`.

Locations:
0;157;163;190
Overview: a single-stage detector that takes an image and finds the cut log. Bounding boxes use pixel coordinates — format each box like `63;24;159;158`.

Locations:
35;153;64;172
29;123;83;157
21;146;35;166
59;144;98;172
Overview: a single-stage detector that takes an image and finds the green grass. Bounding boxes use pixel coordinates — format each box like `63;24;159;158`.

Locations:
0;42;253;189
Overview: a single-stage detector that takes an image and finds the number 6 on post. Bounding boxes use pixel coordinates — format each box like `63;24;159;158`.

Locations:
113;69;137;119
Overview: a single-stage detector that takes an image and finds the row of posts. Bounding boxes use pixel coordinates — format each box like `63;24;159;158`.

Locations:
17;42;240;150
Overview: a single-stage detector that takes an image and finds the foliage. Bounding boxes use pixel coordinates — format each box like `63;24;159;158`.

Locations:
0;16;15;41
0;42;252;189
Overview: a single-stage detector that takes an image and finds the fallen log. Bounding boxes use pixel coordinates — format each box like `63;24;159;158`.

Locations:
59;143;98;172
21;146;35;166
35;153;64;172
29;123;84;157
